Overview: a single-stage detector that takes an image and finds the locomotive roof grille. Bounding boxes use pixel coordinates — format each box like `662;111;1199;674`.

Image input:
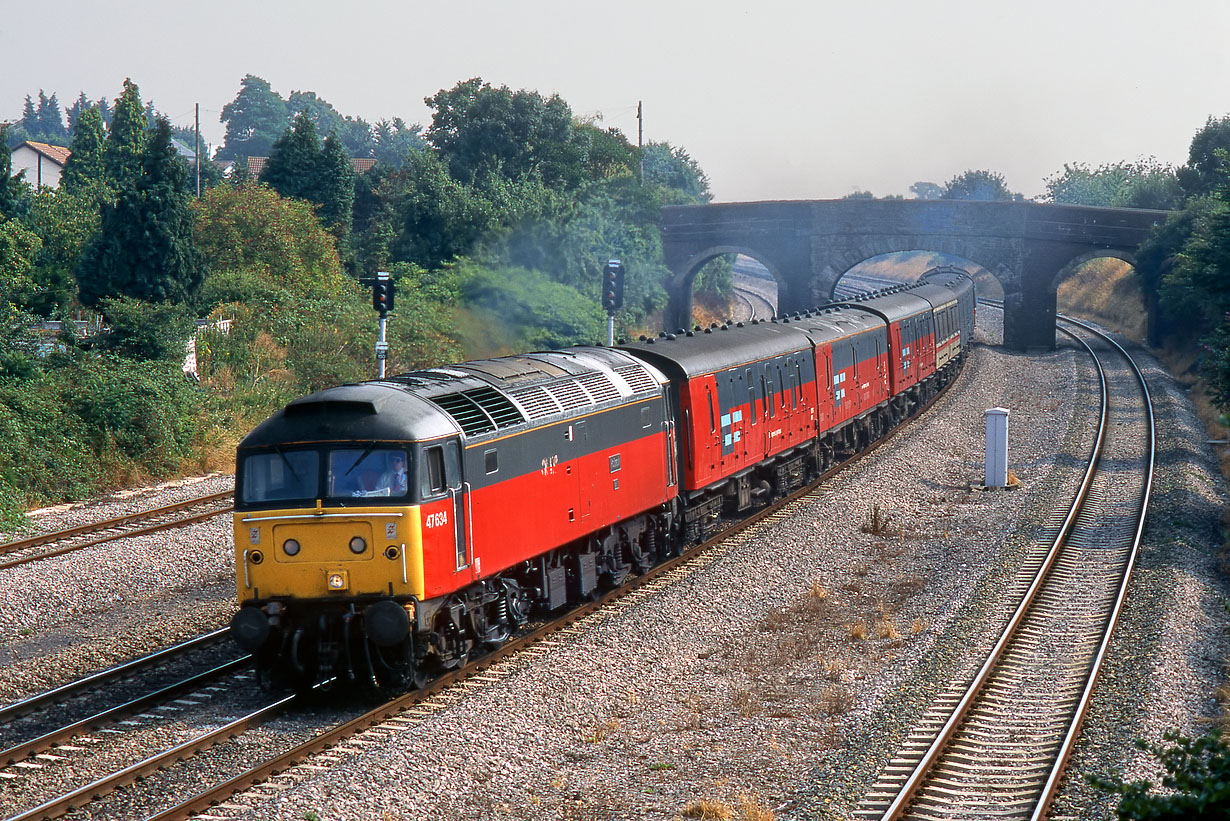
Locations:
431;386;525;435
576;371;622;403
508;385;564;420
614;364;658;394
548;379;590;411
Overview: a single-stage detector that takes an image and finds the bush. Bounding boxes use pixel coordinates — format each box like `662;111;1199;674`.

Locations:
1092;730;1230;819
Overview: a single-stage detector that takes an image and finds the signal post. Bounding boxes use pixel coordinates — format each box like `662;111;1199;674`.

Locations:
602;259;625;346
360;271;396;378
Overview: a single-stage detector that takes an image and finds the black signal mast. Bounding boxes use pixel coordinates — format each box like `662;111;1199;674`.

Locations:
359;271;395;377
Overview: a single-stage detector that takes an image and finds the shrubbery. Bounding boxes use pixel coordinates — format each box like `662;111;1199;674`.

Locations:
1093;730;1230;819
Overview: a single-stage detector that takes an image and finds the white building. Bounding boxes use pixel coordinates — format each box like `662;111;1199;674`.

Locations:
11;141;71;189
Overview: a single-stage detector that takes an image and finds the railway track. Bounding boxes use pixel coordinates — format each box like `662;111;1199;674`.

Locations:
0;491;234;570
5;338;973;821
854;310;1154;820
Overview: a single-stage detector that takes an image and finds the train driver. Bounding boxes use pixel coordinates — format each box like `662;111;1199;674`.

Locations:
379;454;408;496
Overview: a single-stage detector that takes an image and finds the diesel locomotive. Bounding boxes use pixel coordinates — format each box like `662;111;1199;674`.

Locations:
229;271;975;690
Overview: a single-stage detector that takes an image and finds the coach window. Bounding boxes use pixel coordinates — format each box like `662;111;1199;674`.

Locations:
484;449;499;474
641;406;652;428
422;446;446;498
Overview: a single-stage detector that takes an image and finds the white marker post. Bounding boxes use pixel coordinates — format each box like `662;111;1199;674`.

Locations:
985;407;1010;488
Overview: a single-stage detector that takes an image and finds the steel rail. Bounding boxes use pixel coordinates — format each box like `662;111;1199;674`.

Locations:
0;655;251;766
0;495;234;571
876;318;1110;821
6;693;296;821
872;306;1153;820
1;490;233;555
1030;316;1156;820
0;628;232;723
146;345;974;821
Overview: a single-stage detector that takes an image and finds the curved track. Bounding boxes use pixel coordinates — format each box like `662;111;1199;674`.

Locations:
855;309;1155;820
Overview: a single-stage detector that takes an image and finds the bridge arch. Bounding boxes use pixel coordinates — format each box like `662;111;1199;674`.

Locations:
660;199;1168;350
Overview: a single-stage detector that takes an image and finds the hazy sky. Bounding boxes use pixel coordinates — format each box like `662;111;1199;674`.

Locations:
5;0;1229;202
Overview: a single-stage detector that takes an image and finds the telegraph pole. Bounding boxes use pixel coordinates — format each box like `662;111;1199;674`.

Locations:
195;103;201;198
637;100;643;184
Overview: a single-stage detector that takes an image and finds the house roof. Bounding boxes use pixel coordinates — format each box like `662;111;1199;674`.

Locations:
247;156;375;177
20;141;71;166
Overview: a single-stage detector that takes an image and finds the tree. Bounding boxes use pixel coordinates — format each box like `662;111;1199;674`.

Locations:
1044;160;1183;210
192;182;348;306
317;133;355;238
36;91;67;143
372;118;425;167
1177;115;1230;198
25;186;103;316
388;149;501;267
910;181;944;200
103;79;148;186
576;122;637;181
424;77;589;189
259;113;355;246
61;107;107;194
217;75;289;163
66;92;91;133
941;169;1022;201
260;113;322;201
286;90;374;158
77;118;203;306
0;127;31;221
642;142;711;203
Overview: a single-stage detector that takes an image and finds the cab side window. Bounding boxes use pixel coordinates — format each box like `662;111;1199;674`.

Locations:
422;446;446;498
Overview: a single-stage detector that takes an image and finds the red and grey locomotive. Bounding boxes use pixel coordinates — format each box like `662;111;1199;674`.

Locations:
229;271;974;689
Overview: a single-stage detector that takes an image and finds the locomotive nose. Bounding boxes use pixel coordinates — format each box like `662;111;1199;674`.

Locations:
230;606;272;650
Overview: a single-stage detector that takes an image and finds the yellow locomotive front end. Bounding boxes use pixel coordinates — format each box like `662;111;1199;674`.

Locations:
234;502;424;605
229;426;444;689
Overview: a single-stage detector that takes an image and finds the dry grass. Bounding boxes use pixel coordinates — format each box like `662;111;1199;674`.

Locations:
818;684;855;716
1057;258;1148;343
581;717;621;743
847;621;867;641
736;794;776;821
911;618;929;634
682;795;775;821
874;618;900;640
861;504;897;536
683;799;734;820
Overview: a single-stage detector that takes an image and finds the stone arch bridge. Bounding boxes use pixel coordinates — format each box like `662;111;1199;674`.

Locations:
660;200;1168;350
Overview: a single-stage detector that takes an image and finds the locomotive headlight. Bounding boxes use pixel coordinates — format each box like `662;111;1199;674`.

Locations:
283;539;300;556
349;536;367;554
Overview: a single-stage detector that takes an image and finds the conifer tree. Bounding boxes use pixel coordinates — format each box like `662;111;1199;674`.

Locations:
103;79;147;186
260;113;321;202
66;92;91;132
317;133;355;235
21;96;37;135
61;108;107;194
0;126;30;220
77;118;202;306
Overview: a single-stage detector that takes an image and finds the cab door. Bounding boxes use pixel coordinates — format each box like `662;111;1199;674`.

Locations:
421;439;470;577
